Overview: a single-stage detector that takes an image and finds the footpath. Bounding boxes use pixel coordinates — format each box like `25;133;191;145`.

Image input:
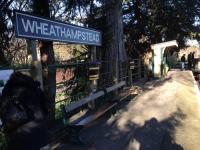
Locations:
56;70;200;150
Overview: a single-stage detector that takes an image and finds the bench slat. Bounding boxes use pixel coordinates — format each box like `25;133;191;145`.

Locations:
106;81;126;93
65;91;104;113
64;81;126;113
73;102;117;126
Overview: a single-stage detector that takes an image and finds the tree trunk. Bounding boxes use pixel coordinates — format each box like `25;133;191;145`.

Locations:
104;0;127;85
33;0;56;120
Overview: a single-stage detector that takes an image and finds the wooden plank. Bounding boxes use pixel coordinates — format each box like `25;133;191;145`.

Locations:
64;91;104;113
89;67;99;70
119;93;131;102
64;81;126;113
106;81;126;93
74;102;117;126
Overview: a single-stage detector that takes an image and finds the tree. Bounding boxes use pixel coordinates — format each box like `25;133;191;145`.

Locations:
0;0;31;66
104;0;127;84
123;0;150;57
123;0;200;57
0;0;13;66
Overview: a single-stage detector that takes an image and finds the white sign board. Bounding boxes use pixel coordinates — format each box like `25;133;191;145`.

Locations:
0;70;13;95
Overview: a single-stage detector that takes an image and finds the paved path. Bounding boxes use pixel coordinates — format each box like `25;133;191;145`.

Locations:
57;70;200;150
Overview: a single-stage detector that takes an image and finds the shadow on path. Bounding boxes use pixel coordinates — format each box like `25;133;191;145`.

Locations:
58;106;185;150
133;117;184;150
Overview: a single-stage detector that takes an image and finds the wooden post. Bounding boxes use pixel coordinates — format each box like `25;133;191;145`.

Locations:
128;66;132;85
138;59;141;80
27;40;43;89
115;52;119;84
88;46;97;109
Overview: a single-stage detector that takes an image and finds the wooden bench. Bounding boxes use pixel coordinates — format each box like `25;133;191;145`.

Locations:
61;81;126;144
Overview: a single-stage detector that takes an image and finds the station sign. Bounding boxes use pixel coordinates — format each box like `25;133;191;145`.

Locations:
14;11;102;46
